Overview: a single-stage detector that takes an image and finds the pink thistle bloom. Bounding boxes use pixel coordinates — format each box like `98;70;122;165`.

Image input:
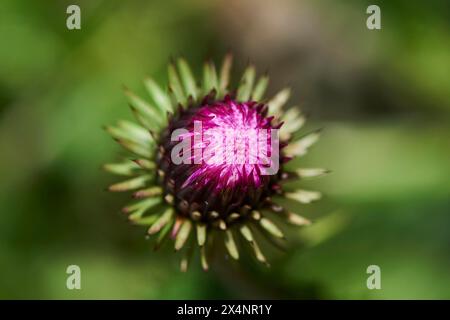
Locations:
105;56;326;270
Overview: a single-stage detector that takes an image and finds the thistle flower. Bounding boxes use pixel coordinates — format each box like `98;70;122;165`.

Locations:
104;55;327;271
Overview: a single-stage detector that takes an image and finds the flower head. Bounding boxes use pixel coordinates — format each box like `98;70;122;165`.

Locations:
105;55;327;270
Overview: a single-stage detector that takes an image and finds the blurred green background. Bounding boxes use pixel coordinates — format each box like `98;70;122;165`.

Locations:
0;0;449;299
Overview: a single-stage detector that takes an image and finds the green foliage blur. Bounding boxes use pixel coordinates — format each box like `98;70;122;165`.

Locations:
0;0;449;299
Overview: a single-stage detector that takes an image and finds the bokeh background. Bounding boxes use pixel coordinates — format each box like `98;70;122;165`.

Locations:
0;0;449;299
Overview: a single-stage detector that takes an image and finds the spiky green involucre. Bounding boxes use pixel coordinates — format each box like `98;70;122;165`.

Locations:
104;55;327;271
